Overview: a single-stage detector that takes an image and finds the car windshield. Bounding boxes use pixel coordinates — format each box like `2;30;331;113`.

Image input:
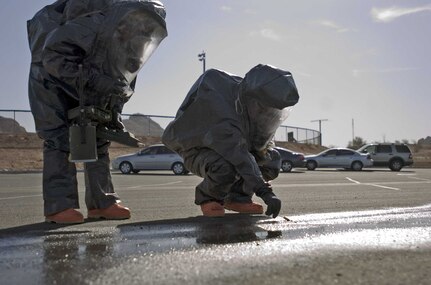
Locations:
359;145;375;153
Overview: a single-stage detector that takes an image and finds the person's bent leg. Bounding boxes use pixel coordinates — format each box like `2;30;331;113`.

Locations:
224;178;263;214
184;149;238;217
85;140;130;219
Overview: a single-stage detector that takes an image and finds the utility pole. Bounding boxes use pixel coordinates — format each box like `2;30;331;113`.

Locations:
311;119;328;146
198;51;206;74
352;118;355;142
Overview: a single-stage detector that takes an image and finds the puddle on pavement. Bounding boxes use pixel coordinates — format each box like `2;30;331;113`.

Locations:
1;205;431;284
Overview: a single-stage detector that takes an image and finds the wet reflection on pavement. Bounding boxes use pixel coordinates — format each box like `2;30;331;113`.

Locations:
1;205;430;284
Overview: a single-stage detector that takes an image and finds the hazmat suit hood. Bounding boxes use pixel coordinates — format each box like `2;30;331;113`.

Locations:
238;64;299;151
87;0;167;87
62;0;113;22
27;0;112;60
63;0;166;25
27;0;68;64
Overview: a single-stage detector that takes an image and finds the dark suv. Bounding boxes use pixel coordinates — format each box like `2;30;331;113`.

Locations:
357;143;413;171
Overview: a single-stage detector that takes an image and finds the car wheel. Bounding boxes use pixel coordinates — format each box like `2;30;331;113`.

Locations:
172;162;185;175
306;160;317;170
351;161;363;171
389;159;403;171
281;161;293;172
119;162;133;174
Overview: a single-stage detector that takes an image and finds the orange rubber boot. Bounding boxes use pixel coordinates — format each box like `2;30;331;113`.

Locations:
200;201;225;217
224;201;264;214
88;203;131;220
45;208;84;224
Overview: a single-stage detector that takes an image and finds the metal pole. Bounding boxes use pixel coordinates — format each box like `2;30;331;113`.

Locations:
352;118;355;142
198;51;206;74
148;116;151;136
203;57;206;73
311;119;328;146
13;110;16;134
319;121;322;145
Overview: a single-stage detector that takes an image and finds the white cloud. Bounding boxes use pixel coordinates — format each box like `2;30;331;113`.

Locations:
371;5;431;23
315;20;349;33
220;6;232;12
295;70;312;77
352;67;418;77
260;28;281;41
249;28;282;41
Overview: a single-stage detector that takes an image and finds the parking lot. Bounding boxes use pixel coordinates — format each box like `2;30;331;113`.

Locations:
1;168;430;284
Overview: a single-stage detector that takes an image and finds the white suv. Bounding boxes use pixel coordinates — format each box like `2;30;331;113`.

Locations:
357;143;413;171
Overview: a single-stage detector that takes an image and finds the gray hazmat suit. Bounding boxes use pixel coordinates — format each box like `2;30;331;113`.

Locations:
162;64;299;217
27;0;167;215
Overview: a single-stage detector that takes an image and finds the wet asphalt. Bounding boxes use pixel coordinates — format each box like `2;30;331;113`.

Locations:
0;168;430;284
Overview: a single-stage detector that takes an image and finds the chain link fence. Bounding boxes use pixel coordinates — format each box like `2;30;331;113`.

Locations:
0;110;321;145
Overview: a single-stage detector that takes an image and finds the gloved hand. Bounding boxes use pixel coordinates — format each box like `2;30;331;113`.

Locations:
261;192;281;218
255;183;281;218
107;110;125;131
90;74;127;96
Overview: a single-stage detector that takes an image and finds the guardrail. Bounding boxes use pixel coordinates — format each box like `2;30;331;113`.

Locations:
0;110;321;145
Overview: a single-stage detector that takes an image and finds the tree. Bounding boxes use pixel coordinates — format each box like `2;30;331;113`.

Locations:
347;136;366;150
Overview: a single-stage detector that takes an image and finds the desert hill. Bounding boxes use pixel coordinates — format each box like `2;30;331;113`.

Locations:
122;113;164;136
418;136;431;145
0;116;27;134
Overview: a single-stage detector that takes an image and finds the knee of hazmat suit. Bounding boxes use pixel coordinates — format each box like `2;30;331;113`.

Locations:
28;0;167;146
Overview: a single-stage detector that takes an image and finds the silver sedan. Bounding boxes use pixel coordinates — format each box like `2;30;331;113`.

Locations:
304;148;373;171
111;144;189;175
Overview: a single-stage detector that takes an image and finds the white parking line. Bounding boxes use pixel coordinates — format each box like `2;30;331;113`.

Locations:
408;176;431;182
274;180;430;188
1;180;428;200
0;182;186;200
366;184;400;191
0;194;42;200
124;181;184;189
346;177;360;184
345;176;400;190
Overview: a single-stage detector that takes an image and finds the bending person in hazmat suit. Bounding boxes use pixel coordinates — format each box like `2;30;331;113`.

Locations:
27;0;167;224
162;64;299;217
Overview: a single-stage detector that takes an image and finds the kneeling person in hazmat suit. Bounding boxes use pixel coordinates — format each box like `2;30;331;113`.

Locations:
162;64;299;217
27;0;167;223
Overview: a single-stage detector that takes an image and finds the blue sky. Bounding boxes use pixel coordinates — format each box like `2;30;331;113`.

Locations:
0;0;430;147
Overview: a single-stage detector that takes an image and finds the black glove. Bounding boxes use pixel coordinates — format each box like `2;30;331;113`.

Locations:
255;183;281;218
107;111;125;131
91;74;127;96
262;193;281;218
